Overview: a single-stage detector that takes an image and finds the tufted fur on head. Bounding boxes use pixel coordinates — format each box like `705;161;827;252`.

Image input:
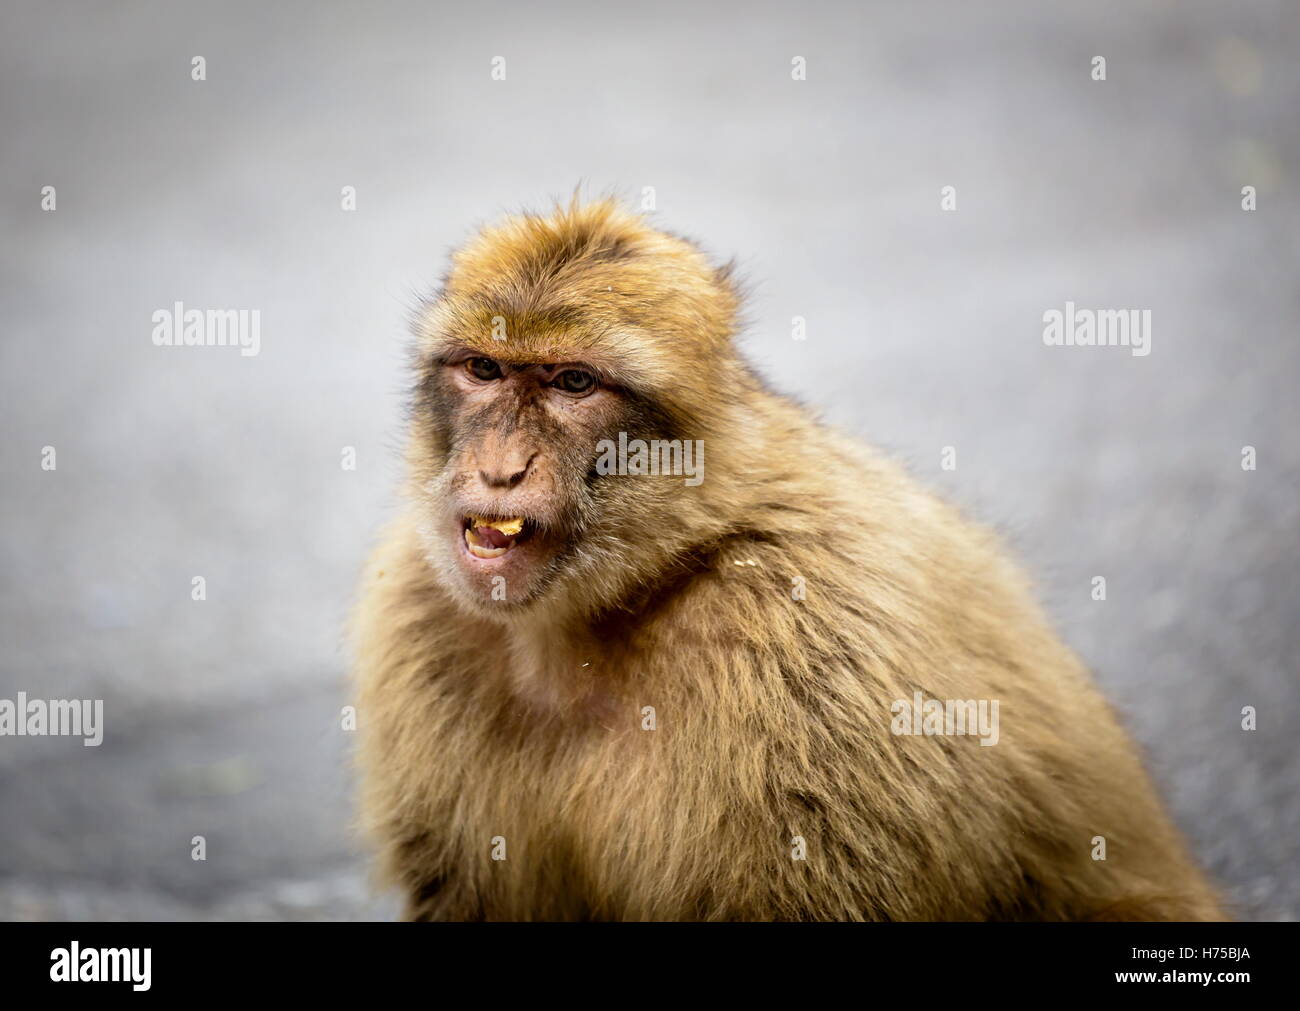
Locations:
352;197;1226;921
417;197;743;420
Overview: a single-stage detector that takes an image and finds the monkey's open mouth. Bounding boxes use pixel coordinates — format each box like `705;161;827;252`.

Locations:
462;514;531;559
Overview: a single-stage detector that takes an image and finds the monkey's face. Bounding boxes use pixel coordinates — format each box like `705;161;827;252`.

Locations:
406;199;742;616
414;348;653;613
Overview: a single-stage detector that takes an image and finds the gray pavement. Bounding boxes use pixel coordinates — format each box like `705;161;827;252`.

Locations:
1;0;1297;920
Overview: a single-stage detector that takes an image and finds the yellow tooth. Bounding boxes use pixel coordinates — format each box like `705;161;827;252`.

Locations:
469;514;524;536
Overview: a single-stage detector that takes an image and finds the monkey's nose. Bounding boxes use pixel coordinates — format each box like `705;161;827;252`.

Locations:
478;455;533;489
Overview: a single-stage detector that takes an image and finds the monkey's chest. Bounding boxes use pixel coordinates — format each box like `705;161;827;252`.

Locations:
446;716;681;919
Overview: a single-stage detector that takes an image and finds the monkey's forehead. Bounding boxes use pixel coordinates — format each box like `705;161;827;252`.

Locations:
415;260;739;369
415;298;675;386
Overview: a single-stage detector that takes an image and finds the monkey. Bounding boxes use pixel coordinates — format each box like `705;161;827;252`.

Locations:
351;196;1225;921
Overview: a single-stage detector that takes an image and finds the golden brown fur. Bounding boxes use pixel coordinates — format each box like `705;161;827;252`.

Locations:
352;197;1224;921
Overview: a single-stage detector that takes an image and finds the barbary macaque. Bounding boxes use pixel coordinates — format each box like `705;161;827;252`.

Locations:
352;198;1224;921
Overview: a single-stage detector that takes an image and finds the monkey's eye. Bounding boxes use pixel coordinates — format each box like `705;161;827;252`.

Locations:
554;369;596;395
466;357;502;381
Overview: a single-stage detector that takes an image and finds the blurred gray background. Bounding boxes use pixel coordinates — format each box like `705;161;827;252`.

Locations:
1;0;1296;920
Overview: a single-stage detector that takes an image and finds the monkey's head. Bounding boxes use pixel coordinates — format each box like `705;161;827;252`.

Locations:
408;197;754;619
